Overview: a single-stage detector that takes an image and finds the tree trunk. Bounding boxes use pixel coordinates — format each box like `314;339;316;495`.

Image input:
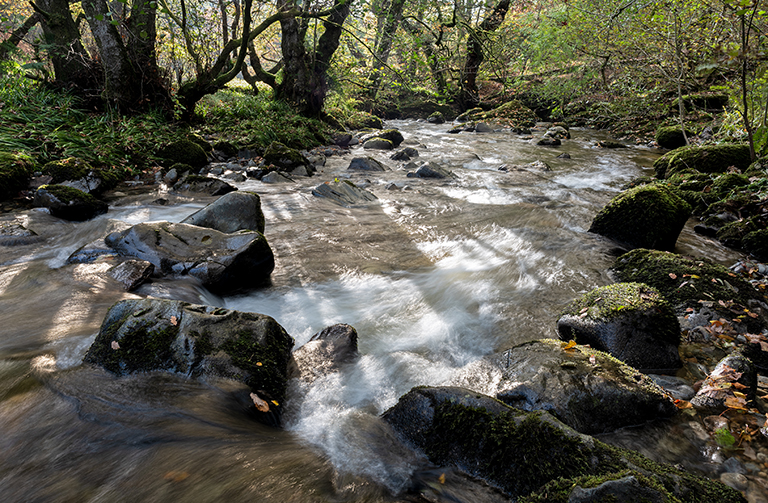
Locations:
32;0;98;90
277;0;352;116
81;0;141;109
367;0;406;97
460;0;510;108
0;13;40;62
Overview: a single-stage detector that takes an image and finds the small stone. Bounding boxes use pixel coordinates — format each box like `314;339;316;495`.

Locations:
261;171;294;184
723;457;748;475
109;259;154;291
475;122;493;133
720;472;748;492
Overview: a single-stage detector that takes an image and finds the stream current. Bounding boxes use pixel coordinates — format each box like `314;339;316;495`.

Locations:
0;121;746;501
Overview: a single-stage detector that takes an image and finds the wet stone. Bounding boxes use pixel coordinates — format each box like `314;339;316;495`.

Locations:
109;259;154;291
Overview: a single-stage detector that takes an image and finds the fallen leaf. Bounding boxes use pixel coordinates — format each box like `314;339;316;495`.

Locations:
164;471;189;482
170;316;178;326
271;400;279;406
250;392;270;412
674;399;693;409
589;354;597;365
669;273;677;279
439;473;446;484
562;340;577;350
256;362;263;366
724;396;748;410
111;341;120;350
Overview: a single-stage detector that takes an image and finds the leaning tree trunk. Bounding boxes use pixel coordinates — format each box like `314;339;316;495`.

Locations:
276;0;352;116
459;0;510;109
32;0;98;90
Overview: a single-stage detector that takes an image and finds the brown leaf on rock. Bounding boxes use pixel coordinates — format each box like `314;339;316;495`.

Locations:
250;392;270;412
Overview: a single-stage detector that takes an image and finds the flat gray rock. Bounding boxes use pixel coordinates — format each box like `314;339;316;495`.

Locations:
181;191;265;234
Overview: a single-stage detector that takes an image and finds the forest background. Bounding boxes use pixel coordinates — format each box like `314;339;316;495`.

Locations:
0;0;766;176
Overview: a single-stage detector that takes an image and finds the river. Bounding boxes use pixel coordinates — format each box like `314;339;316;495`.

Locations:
0;121;750;501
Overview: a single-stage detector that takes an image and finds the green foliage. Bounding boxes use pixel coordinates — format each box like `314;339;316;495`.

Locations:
196;88;334;151
0;73;183;174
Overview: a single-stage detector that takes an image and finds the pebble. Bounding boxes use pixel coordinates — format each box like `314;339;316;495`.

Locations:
720;472;749;491
723;457;748;475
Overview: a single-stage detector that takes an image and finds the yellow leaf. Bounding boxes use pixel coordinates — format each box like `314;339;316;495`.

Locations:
562;340;577;350
256;362;263;366
438;473;446;484
724;396;747;410
733;391;747;399
271;400;279;406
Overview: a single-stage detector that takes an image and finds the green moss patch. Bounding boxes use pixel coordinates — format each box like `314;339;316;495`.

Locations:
157;139;208;168
654;144;751;179
0;152;33;201
560;283;671;322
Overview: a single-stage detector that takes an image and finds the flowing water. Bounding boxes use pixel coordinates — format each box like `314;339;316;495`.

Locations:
0;121;748;501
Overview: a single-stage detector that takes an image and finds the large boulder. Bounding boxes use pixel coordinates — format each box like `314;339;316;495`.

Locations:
363;138;394;150
312;180;378;206
451;339;676;434
104;221;274;293
171;175;237;196
289;324;359;384
181;191;265;234
41;157;122;196
0;152;33;202
84;298;294;421
408;161;455;179
653;144;751;179
589;184;691;251
382;386;744;502
262;141;310;170
158;139;208;169
33;185;108;221
557;283;682;371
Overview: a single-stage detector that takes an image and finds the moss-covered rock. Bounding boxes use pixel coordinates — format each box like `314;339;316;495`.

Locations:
262;141;309;169
451;339;677;434
743;228;768;261
456;107;484;123
41;157;122;196
557;283;682;370
716;216;761;249
360;129;404;147
711;173;751;196
188;133;212;152
171;174;237;196
344;111;384;130
427;111;445;124
212;140;239;157
665;171;712;192
157;139;208;169
0;152;33;201
33;184;108;221
611;249;765;324
589;184;692;251
84;298;294;423
362;138;394;150
653;144;751;179
480;100;538;128
382;386;744;502
655;125;693;150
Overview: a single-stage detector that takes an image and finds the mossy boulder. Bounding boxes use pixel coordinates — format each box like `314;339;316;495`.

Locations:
557;283;682;371
188;133;212;152
715;216;761;249
33;184;108;221
41;157;122;196
181;191;265;234
427;111;445;124
104;221;274;293
480;100;538;128
589;184;692;251
382;386;744;502
743;228;768;261
653;144;751;179
0;152;33;201
362;138;394;150
262;141;309;170
665;171;711;192
360;129;404;147
212;140;238;157
456;107;483;123
157;139;208;169
451;339;676;434
655;125;693;150
344;111;383;130
84;298;294;422
611;249;765;324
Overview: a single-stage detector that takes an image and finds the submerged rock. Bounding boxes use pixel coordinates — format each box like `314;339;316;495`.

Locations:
104;221;274;293
312;180;378;206
451;339;676;434
409;161;454;179
589;184;691;251
289;324;359;384
84;298;294;422
33;184;108;221
557;283;682;371
536;136;561;146
181;191;265;234
0;221;41;246
348;157;386;171
109;259;154;291
382;386;743;502
172;175;237;197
